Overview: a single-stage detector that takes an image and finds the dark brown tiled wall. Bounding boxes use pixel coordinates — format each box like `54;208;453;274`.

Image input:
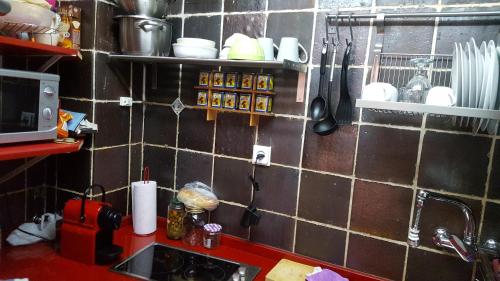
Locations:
9;1;498;281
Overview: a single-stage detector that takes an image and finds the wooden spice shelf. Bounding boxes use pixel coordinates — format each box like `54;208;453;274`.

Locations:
193;72;275;126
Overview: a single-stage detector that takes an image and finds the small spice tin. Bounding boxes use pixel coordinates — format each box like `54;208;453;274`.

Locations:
256;74;274;91
238;94;251;111
223;92;238;109
198;72;210;86
255;95;273;113
196;91;208;106
224;72;241;88
203;223;222;249
211;92;223;108
241;73;255;89
212;72;225;87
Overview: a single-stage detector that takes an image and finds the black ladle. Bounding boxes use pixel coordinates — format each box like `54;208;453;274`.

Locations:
314;45;338;136
310;40;328;121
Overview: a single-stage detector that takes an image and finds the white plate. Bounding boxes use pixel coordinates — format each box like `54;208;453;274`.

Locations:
481;40;499;132
465;42;476;126
459;43;469;126
451;43;462;126
477;41;490;132
487;45;500;134
471;38;483;130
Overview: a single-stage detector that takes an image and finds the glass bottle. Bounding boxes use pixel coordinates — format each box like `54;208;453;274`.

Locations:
400;58;433;103
182;207;206;246
167;197;185;240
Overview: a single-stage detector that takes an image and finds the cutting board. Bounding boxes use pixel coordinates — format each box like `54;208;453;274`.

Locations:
265;259;315;281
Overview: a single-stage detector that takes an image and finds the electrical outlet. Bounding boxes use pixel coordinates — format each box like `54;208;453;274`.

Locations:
252;145;271;166
119;97;133;107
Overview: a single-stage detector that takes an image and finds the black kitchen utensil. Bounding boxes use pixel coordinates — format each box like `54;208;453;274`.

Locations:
314;45;338;136
310;40;329;121
335;39;353;125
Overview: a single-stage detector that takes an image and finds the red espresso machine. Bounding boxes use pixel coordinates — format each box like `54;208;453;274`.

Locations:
60;184;123;265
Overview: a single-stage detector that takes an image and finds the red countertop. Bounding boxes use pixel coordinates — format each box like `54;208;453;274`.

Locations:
0;218;388;281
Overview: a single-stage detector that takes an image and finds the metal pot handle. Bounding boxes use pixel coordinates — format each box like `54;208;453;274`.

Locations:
136;20;164;32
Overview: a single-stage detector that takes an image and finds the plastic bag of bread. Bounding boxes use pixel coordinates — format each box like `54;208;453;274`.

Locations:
177;181;219;211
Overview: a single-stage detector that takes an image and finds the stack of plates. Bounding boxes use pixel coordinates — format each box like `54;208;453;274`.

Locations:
172;38;218;59
451;38;500;134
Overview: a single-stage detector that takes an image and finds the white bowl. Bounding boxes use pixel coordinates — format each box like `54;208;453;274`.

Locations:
362;82;398;102
172;43;218;59
176;38;216;48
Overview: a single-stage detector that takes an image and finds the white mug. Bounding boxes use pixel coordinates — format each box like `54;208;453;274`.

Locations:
425;86;456;106
276;37;308;63
362;82;398;102
257;37;279;61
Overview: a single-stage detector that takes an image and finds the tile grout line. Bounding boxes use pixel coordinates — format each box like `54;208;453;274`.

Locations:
125;62;133;215
343;0;377;267
477;137;497;242
401;4;442;275
292;0;318;254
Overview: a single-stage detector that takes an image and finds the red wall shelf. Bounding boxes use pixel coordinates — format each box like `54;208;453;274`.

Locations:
0;35;81;57
0;139;84;161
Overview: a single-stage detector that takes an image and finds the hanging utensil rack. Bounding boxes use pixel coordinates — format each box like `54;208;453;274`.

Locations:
325;10;500;126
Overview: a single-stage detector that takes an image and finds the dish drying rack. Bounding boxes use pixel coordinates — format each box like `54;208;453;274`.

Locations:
0;21;53;34
326;11;500;127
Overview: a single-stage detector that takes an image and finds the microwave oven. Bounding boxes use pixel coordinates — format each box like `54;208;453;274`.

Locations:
0;68;59;144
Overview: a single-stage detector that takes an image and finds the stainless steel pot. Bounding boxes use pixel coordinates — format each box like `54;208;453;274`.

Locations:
116;15;172;56
116;0;175;18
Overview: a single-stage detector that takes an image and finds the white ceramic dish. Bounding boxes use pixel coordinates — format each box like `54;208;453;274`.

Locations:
451;43;462;126
176;38;216;48
466;42;476;111
471;38;483;107
476;41;490;132
465;42;476;126
459;43;469;126
451;43;461;105
472;39;485;133
484;41;499;133
172;43;218;59
487;47;500;135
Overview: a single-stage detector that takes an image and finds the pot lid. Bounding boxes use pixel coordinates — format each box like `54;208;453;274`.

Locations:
113;14;172;25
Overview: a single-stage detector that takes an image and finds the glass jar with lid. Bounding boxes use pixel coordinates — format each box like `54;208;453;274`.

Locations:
182;207;206;246
167;197;185;240
203;223;222;249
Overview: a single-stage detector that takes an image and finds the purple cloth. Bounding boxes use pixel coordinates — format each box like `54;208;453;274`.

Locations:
306;269;349;281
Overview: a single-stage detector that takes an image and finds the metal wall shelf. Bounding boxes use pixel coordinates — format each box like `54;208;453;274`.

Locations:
108;54;308;73
356;99;500;120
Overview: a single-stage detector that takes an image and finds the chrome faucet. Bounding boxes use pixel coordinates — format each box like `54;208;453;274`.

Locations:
408;190;477;262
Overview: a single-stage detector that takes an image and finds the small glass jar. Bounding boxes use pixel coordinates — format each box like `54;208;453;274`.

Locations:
203;223;222;249
167;197;185;240
182;207;206;246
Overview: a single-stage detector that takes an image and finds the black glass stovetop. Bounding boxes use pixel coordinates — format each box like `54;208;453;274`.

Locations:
111;243;260;281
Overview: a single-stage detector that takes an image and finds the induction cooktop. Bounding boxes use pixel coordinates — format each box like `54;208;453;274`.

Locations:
111;243;260;281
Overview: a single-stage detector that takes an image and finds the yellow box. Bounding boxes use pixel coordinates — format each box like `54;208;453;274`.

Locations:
223;93;238;109
241;73;255;89
211;92;223;108
212;72;225;87
238;94;251;111
256;74;274;91
198;72;210;86
197;91;208;106
255;95;273;113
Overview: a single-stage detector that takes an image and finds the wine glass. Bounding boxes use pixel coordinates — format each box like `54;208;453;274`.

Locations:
399;58;433;103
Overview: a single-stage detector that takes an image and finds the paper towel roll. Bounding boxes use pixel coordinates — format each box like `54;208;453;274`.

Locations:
132;181;157;235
